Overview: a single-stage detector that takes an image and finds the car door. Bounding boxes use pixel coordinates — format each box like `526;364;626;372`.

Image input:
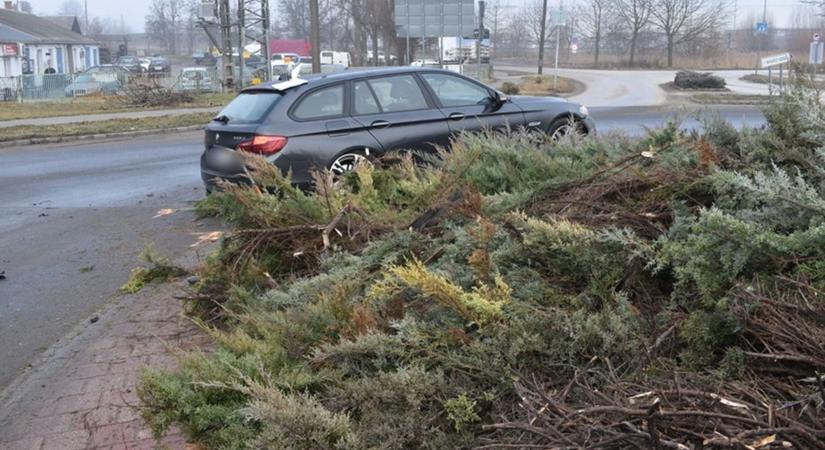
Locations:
350;74;450;154
419;72;525;135
279;83;383;183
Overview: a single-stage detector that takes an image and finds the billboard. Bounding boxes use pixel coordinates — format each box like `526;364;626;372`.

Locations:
395;0;476;38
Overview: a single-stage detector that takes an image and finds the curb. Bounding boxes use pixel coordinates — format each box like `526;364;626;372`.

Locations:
0;125;205;149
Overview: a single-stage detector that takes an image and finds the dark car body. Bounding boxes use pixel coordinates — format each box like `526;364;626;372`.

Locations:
201;67;595;191
192;52;218;67
116;56;142;73
148;57;171;73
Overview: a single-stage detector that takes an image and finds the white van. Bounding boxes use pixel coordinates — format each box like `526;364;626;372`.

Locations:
320;51;351;68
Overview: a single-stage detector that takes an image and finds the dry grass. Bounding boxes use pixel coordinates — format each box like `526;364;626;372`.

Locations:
515;75;581;96
0;112;212;142
0;93;234;121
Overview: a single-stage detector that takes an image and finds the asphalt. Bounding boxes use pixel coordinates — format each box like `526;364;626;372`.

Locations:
0;132;218;389
0;105;768;391
495;65;773;107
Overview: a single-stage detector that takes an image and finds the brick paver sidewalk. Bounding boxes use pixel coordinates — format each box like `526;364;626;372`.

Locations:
0;279;208;450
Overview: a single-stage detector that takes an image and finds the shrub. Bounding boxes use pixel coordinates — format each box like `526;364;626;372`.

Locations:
499;81;519;95
673;70;726;89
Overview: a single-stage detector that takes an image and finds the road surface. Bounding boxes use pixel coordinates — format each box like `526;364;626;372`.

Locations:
0;106;767;391
0;132;217;390
496;65;773;107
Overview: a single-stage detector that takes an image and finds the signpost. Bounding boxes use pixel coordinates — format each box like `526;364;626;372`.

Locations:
394;0;476;65
756;22;768;34
761;53;791;94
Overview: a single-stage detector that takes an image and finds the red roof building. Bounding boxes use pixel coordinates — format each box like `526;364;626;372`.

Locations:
269;39;311;56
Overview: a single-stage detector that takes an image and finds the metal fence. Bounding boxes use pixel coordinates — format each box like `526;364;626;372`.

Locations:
0;69;221;102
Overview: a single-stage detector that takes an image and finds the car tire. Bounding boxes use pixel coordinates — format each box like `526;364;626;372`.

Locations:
329;150;374;179
547;116;587;140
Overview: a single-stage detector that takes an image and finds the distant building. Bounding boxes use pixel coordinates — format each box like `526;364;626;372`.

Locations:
0;2;99;77
42;16;83;35
270;39;312;56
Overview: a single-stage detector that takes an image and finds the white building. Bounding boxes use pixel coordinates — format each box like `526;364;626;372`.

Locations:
0;3;99;77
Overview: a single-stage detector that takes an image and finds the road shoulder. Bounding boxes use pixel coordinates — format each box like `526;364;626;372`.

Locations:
0;251;214;450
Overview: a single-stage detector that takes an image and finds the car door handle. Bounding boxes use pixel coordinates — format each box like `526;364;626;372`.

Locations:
371;120;391;129
449;112;465;120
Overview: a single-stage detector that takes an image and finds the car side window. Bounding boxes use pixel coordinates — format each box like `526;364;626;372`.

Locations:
353;81;381;115
292;84;344;120
366;75;429;113
421;73;491;107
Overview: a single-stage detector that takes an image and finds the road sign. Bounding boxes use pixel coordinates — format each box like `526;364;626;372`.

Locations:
815;33;821;42
550;8;568;27
756;22;768;35
394;0;475;38
761;52;790;68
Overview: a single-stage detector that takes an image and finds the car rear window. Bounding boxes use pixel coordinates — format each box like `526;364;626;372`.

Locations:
217;92;280;124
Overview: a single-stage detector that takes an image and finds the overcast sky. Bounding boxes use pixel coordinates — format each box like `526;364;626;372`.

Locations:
28;0;809;34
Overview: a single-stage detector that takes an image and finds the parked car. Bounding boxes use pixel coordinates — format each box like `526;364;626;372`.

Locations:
320;50;351;68
200;67;594;192
116;56;142;73
178;67;213;92
139;58;151;73
271;53;301;68
147;57;171;73
411;59;440;67
192;52;218;67
83;65;130;87
65;74;100;96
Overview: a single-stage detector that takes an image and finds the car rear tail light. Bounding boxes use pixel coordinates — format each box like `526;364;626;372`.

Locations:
237;135;288;155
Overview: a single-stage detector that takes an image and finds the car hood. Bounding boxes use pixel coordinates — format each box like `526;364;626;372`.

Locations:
507;95;566;106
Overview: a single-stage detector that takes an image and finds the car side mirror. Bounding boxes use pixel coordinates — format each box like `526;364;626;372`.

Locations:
493;91;508;104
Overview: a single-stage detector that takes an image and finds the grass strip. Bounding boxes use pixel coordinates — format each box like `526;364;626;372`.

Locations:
0;112;213;142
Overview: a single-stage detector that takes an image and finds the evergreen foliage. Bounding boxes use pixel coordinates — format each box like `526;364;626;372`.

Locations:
139;91;825;448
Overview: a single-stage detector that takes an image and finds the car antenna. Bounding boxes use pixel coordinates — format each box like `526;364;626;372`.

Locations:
212;115;229;124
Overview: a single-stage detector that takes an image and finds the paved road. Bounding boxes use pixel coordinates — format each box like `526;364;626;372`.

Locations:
0;107;221;129
0;132;218;389
0;106;767;391
496;65;772;107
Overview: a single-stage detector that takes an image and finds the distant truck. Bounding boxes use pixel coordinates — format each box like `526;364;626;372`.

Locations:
320;51;351;68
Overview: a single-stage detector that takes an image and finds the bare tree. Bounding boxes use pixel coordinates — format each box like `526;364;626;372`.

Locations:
145;0;184;54
649;0;725;67
57;0;83;17
615;0;650;66
578;0;610;65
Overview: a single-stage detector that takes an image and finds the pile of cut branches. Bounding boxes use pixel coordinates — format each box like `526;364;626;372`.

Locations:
120;79;193;107
137;86;825;450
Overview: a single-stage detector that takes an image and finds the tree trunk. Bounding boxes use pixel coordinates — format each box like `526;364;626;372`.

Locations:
538;0;548;74
667;34;674;68
372;32;379;66
629;31;637;66
594;32;600;66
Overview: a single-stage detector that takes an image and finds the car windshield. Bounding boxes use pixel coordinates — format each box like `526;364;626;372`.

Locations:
217;92;280;124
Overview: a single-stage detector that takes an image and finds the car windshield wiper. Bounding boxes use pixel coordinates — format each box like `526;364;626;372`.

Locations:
213;115;230;124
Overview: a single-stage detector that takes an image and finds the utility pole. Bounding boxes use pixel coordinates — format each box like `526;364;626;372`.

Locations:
477;0;485;80
553;0;562;89
237;0;273;84
537;0;548;75
84;0;88;33
220;0;235;89
309;0;321;73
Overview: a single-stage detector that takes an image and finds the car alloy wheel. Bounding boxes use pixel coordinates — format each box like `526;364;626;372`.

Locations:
330;152;371;178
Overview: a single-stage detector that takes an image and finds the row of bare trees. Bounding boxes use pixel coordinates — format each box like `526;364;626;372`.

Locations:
523;0;726;67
